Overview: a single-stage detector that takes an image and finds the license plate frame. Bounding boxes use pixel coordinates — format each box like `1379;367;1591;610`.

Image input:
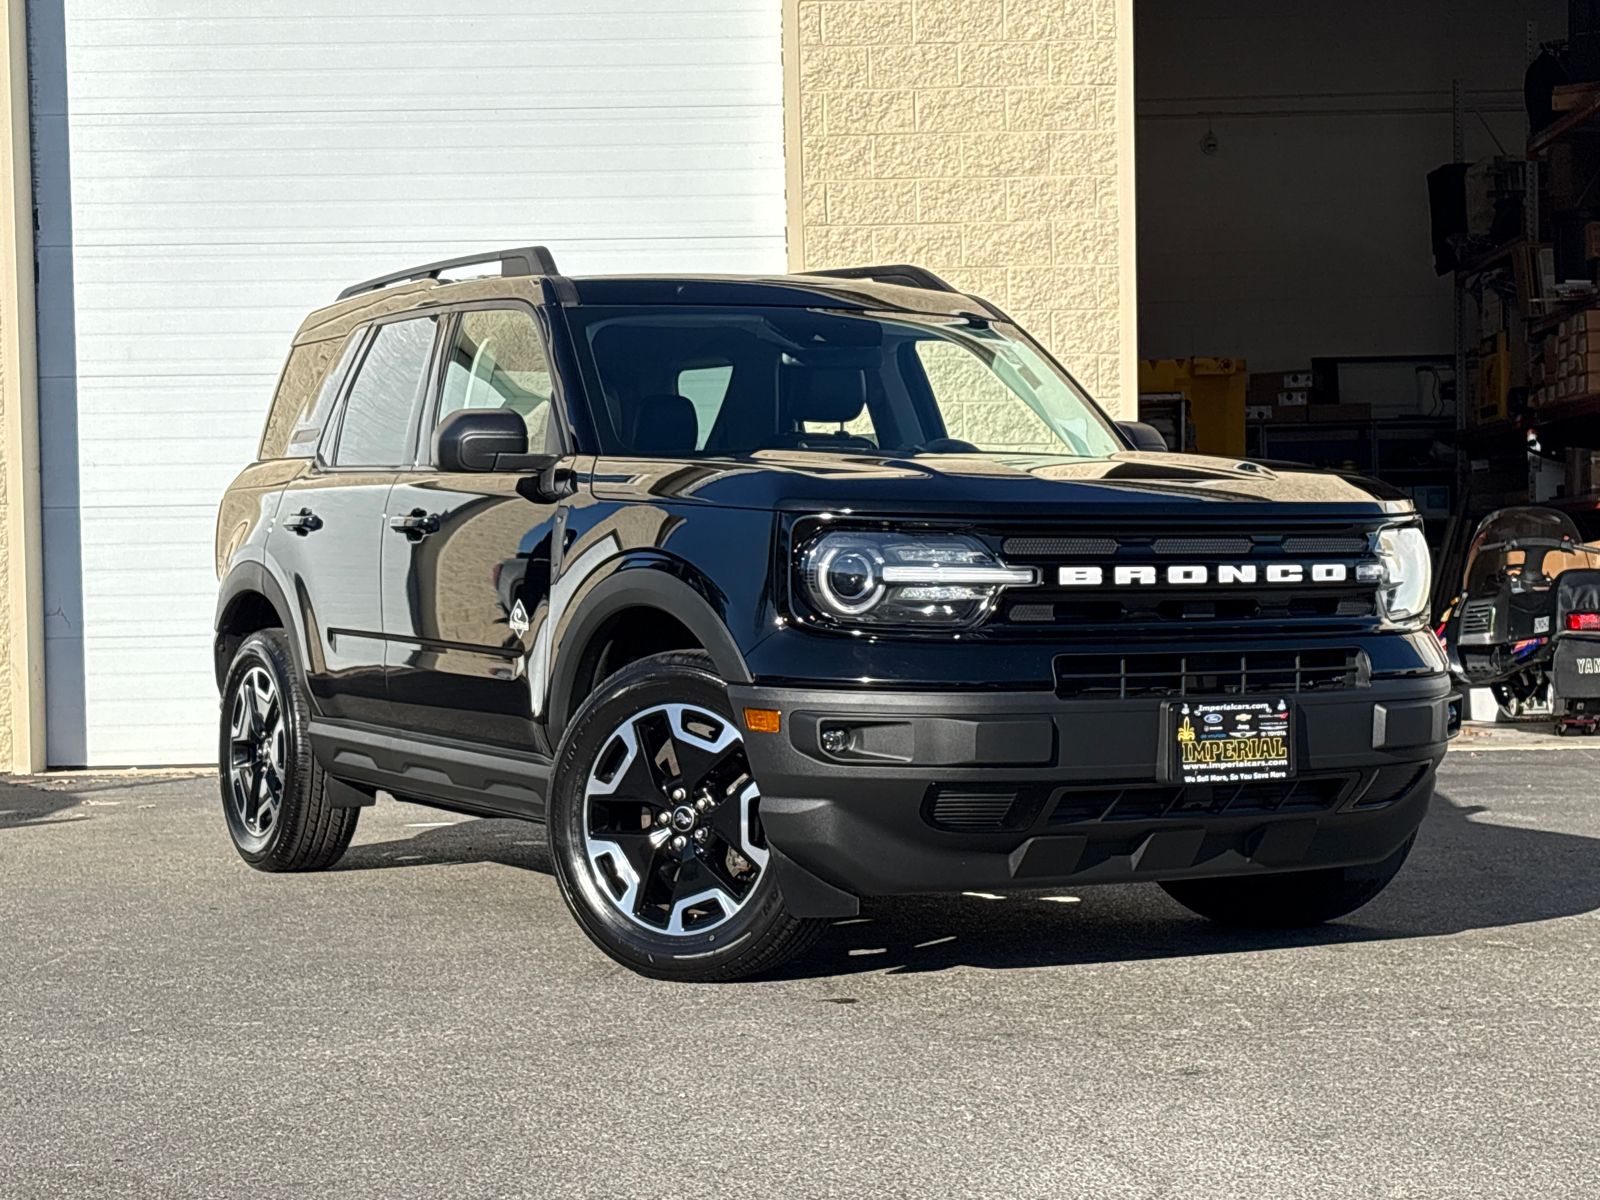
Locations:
1167;697;1295;786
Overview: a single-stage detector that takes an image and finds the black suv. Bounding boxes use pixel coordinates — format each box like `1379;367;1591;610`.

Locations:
215;246;1451;980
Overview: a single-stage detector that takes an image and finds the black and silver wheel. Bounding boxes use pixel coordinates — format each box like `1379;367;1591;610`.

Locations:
226;662;287;854
549;651;824;981
1160;835;1415;928
218;629;359;872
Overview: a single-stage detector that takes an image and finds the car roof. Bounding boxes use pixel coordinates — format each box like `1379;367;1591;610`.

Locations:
290;270;1006;347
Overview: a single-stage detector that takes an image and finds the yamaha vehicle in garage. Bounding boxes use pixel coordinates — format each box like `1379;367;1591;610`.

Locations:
213;248;1453;980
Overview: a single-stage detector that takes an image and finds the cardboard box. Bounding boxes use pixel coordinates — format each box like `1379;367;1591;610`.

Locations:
1265;404;1307;424
1248;371;1314;403
1276;390;1309;406
1553;82;1600;112
1587;222;1600;262
1306;403;1372;423
1567;448;1600;495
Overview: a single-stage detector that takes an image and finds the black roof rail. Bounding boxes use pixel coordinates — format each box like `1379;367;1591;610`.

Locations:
800;263;960;294
337;245;560;301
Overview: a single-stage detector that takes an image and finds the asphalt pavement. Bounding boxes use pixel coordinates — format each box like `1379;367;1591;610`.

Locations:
2;738;1598;1199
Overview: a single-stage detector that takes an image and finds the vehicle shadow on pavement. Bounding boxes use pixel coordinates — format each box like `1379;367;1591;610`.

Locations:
337;818;555;875
773;787;1600;978
334;788;1600;979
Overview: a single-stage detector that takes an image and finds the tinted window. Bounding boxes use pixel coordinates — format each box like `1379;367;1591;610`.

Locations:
333;317;437;467
275;332;362;459
676;365;733;451
259;337;343;460
439;308;553;455
566;306;1120;459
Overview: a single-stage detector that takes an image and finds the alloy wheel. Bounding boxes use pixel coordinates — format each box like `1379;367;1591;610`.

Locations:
582;703;769;936
228;664;286;847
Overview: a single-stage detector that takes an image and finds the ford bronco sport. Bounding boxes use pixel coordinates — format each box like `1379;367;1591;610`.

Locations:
214;246;1451;980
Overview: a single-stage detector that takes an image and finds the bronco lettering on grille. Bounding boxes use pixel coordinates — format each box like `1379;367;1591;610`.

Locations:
1057;563;1352;587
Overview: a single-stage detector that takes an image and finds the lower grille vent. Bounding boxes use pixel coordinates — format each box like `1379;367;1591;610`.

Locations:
1054;648;1365;698
1049;776;1353;824
927;788;1021;831
1356;763;1429;808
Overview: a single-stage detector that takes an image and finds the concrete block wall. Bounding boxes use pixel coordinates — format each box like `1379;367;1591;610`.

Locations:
786;0;1137;415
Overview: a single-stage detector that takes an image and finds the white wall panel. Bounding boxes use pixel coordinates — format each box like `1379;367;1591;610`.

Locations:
33;0;786;765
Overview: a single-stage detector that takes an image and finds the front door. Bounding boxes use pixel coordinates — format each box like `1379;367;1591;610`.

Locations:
383;305;570;752
269;314;440;724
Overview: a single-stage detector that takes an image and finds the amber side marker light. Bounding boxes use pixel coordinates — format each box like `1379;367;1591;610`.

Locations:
744;708;781;734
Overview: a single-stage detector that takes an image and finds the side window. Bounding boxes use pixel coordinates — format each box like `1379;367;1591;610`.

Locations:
439;308;554;455
677;365;732;451
259;337;343;460
332;317;438;467
277;332;362;459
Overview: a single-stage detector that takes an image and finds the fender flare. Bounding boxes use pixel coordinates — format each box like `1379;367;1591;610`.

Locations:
546;559;753;739
213;560;306;690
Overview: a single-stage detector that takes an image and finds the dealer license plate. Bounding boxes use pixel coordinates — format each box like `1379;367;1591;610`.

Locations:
1169;698;1294;786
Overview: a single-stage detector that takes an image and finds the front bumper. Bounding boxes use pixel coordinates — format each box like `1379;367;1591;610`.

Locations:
730;674;1450;897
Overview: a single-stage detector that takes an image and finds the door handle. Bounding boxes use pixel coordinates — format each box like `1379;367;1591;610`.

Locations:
281;507;322;536
390;509;440;541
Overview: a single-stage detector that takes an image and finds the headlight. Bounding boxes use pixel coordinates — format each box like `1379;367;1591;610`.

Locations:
798;531;1035;628
1374;524;1431;624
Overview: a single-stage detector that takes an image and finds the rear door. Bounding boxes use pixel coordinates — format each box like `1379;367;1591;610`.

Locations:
269;314;440;724
382;304;571;752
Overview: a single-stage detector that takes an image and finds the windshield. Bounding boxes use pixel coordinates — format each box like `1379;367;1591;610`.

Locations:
564;306;1123;459
1462;506;1600;596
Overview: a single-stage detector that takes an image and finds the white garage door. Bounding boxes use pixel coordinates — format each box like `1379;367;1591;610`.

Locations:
31;0;786;765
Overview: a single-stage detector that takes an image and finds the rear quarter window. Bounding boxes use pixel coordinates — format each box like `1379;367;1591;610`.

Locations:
257;334;360;460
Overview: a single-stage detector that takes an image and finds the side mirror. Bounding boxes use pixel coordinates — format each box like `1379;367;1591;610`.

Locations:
1118;420;1169;453
435;409;528;472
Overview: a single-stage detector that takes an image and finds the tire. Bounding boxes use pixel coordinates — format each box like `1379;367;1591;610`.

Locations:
1159;835;1415;928
548;650;826;981
218;628;359;872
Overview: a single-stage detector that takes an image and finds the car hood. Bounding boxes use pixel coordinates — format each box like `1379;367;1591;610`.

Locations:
587;450;1413;517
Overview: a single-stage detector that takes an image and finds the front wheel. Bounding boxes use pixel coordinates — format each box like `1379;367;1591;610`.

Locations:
548;651;825;981
1159;836;1414;928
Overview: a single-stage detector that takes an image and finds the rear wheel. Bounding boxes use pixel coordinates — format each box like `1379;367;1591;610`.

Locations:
219;629;358;871
1160;836;1414;928
549;651;825;981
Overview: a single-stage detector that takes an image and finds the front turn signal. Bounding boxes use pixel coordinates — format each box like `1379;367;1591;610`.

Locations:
744;708;781;734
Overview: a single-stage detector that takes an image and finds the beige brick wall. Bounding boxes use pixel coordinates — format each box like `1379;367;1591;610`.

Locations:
784;0;1136;416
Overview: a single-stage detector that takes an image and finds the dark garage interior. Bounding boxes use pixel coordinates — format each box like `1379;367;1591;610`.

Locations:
1135;0;1600;605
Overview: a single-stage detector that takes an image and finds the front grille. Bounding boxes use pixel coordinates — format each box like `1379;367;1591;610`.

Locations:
1282;536;1369;555
1356;763;1429;808
1048;776;1353;824
1152;537;1252;556
989;521;1384;636
927;788;1021;830
1008;595;1375;625
1054;648;1366;698
1003;536;1117;557
1461;602;1495;637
